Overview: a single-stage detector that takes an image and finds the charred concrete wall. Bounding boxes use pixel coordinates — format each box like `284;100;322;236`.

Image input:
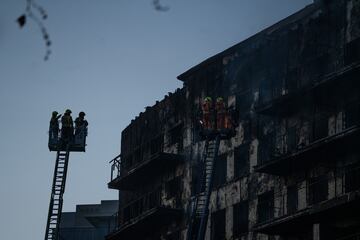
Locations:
114;0;360;239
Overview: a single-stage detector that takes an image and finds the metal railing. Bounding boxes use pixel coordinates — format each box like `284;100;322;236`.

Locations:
336;233;360;240
109;154;121;182
119;188;162;225
256;166;360;225
259;103;360;165
121;134;164;171
257;61;359;107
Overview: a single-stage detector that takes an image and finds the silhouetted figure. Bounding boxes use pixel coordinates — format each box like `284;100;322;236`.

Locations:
61;109;74;141
75;111;88;135
49;111;61;140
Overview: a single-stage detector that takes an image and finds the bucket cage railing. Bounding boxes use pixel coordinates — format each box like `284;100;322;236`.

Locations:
48;125;88;151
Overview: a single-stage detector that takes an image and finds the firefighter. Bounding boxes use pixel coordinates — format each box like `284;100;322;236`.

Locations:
215;97;226;130
215;97;232;130
75;111;88;135
201;97;213;130
61;109;74;140
50;111;61;140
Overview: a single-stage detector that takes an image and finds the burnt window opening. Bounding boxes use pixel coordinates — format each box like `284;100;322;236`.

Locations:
313;113;328;141
211;209;226;240
165;177;181;200
343;103;360;129
151;134;163;155
169;123;183;147
133;148;142;166
236;91;253;117
241;120;251;142
257;190;274;223
234;144;250;179
286;68;300;93
287;185;298;214
122;155;133;170
345;166;360;193
212;153;227;189
308;175;328;205
286;126;297;153
233;201;249;237
259;79;272;105
345;37;360;65
259;131;275;165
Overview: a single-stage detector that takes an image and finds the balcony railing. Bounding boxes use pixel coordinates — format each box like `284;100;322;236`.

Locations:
108;152;183;190
106;188;182;240
257;62;360;115
121;188;162;225
257;103;360;174
121;134;164;171
254;166;360;233
109;154;121;183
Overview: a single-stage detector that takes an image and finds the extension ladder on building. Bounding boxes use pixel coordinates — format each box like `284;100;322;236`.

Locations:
44;145;70;240
187;135;220;240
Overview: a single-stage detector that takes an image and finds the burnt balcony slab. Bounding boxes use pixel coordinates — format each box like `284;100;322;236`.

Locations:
108;153;183;190
254;126;360;175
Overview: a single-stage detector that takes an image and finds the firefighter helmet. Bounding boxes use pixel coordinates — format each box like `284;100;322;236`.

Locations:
204;97;212;102
216;97;224;103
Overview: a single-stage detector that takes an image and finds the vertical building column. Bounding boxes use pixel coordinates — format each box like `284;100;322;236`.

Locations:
313;223;321;240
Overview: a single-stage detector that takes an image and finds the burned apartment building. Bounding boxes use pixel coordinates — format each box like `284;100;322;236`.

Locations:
106;0;360;239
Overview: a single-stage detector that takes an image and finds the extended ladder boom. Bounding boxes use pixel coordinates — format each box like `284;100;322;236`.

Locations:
187;136;220;240
44;146;70;240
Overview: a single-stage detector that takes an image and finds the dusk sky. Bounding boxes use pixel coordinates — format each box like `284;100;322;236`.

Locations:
0;0;312;239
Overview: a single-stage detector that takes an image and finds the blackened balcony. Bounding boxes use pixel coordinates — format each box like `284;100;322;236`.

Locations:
253;168;360;235
106;188;182;240
108;150;183;190
256;62;360;116
255;106;360;175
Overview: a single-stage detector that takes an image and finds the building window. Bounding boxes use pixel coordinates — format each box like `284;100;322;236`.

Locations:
313;113;328;141
234;144;249;178
133;148;142;165
233;201;249;237
211;209;226;240
212;153;227;189
345;37;360;65
169;123;183;146
150;134;163;155
344;103;359;129
165;177;181;199
345;166;360;193
308;175;328;205
286;126;297;153
287;185;298;214
257;191;274;223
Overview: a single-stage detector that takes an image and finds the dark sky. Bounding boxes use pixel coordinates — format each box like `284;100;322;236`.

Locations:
0;0;312;239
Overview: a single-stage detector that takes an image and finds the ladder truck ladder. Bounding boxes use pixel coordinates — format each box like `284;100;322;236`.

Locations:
187;135;220;240
44;145;70;240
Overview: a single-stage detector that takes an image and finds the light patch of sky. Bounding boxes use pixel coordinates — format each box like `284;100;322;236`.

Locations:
0;0;312;239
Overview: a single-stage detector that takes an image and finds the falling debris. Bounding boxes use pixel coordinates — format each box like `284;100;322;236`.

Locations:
17;0;51;61
153;0;169;12
16;14;26;28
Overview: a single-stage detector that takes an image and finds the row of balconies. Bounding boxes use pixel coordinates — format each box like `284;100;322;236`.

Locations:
254;166;360;235
257;61;360;116
106;187;182;239
107;131;184;239
255;102;360;175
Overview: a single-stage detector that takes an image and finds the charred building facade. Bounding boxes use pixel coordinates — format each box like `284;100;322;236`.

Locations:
107;1;360;239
